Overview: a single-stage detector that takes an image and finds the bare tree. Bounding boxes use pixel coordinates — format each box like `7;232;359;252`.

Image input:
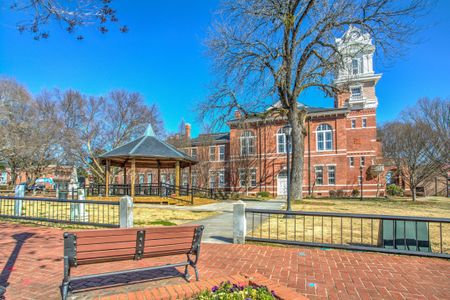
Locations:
402;98;450;174
0;79;34;184
58;89;164;182
381;121;441;201
8;0;128;40
201;0;429;200
0;79;61;185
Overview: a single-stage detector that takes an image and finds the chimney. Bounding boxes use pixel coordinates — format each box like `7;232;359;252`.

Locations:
185;123;191;139
234;110;242;119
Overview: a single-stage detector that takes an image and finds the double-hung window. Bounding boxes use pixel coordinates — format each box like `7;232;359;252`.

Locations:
349;157;355;167
191;148;197;159
209;171;216;188
316;124;333;151
315;166;323;185
328;166;336;185
218;145;225;161
240;131;255;156
209;146;216;161
218;170;225;188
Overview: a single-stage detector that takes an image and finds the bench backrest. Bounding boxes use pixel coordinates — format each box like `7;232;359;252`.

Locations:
64;225;203;266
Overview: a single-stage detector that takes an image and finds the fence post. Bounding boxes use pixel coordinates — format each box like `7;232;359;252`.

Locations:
233;200;246;244
14;184;25;217
119;196;133;228
75;189;87;221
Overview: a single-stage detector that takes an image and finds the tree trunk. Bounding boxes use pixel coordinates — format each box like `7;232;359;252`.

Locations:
288;108;306;201
410;178;416;201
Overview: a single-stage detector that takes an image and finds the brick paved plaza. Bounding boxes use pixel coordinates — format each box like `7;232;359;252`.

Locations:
0;222;449;300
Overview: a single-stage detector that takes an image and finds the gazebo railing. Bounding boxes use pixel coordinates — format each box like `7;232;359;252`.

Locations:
85;183;227;200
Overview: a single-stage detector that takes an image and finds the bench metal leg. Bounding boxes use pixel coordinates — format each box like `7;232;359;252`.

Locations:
184;264;192;281
186;253;199;281
61;256;70;300
193;264;199;281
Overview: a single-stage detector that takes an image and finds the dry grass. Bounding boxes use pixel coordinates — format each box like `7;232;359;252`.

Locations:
133;208;216;226
291;196;450;218
0;199;215;229
248;197;450;254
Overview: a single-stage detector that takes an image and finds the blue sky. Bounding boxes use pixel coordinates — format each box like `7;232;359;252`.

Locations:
1;1;449;137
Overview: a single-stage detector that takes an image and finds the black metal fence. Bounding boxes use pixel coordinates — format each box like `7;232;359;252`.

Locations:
0;196;120;228
85;183;226;200
245;208;450;258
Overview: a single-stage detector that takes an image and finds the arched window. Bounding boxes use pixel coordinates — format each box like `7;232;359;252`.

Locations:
316;124;333;151
240;130;255;156
276;128;292;154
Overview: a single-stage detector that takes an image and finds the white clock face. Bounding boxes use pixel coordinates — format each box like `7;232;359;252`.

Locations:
351;31;360;39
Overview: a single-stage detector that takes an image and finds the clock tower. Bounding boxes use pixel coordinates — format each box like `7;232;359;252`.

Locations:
333;26;382;110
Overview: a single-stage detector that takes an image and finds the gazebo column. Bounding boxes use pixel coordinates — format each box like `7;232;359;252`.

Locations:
175;161;180;196
130;159;136;197
157;161;161;196
188;165;192;198
123;164;127;195
105;160;110;197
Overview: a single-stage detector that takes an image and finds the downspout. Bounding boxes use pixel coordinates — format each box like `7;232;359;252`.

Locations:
308;118;311;196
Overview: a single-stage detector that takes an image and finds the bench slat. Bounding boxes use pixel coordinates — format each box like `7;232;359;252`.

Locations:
144;225;198;234
144;232;195;241
144;244;192;254
73;228;142;238
77;248;136;260
76;255;135;265
77;235;138;245
77;237;194;253
142;249;191;258
77;241;136;252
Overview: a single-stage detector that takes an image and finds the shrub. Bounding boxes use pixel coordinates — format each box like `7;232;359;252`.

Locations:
352;188;360;197
256;191;271;198
386;184;404;196
194;281;276;300
328;190;337;198
336;189;345;198
229;192;240;200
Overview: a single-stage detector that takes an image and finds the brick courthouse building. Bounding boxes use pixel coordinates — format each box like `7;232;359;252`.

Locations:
178;27;385;197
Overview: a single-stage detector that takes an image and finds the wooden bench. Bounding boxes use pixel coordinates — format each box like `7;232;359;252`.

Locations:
61;224;204;300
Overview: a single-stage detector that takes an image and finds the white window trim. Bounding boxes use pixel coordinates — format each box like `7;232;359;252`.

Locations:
314;166;324;186
327;166;336;185
360;156;365;166
218;145;225;161
240;131;256;156
349;157;355;168
191;147;198;159
217;169;225;188
239;168;257;188
209;146;216;161
276;128;287;154
351;119;356;129
362;118;367;128
316;124;333;152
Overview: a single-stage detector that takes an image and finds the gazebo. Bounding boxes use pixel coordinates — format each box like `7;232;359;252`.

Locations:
99;125;197;197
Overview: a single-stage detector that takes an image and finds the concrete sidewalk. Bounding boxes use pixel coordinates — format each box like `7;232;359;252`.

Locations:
186;199;285;243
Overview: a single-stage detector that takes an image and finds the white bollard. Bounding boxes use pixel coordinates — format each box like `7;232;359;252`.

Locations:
14;184;25;217
233;200;246;244
119;196;134;228
77;188;87;221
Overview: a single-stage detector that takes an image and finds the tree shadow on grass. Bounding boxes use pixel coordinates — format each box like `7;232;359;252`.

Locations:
0;233;34;299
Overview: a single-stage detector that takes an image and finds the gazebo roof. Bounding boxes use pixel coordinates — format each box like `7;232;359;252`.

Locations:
99;125;197;168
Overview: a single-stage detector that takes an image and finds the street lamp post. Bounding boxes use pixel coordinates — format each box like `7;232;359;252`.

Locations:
283;125;292;212
359;165;364;201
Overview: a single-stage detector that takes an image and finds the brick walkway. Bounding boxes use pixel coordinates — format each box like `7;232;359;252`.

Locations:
0;222;449;300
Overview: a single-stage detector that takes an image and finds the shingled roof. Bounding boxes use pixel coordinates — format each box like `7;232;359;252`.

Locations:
99;125;197;168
